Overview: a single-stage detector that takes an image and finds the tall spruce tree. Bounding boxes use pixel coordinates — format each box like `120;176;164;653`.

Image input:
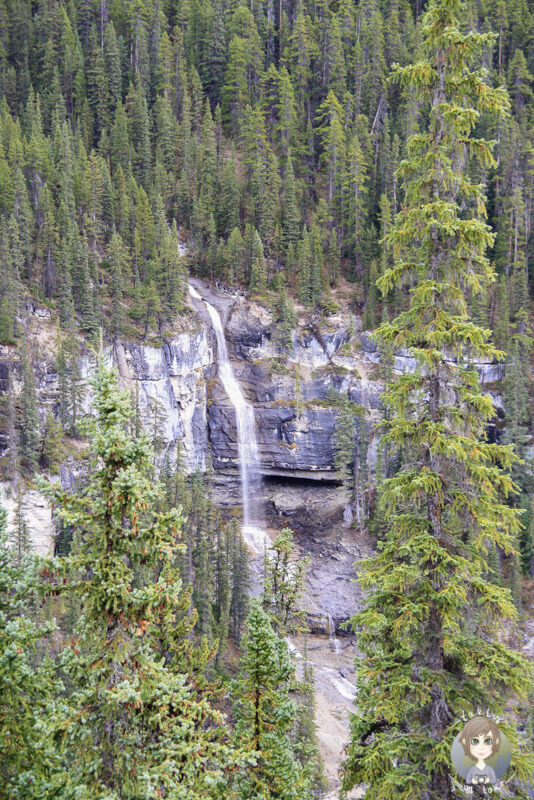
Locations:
229;599;312;800
341;2;534;798
19;349;39;474
41;356;241;799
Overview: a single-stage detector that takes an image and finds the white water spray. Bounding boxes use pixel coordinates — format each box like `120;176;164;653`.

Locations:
189;285;268;553
327;613;341;655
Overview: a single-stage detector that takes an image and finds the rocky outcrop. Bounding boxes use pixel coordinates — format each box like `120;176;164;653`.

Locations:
206;294;382;481
1;283;506;565
118;330;214;471
1;483;55;556
209;403;340;478
0;309;216;475
5;285;504;489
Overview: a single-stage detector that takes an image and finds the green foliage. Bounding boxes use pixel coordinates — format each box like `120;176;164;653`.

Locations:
333;395;356;497
271;280;296;356
342;2;534;798
229;599;312;800
0;0;529;358
0;498;66;798
56;325;84;436
40;357;241;798
262;528;310;636
261;528;324;796
0;0;533;793
19;349;39;474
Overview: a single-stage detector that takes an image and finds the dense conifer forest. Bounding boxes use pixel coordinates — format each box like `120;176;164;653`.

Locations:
1;0;534;797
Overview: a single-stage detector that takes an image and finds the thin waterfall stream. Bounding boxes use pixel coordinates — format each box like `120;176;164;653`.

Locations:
188;285;270;553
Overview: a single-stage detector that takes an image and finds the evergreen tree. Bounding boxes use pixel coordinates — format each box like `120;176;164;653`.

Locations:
110;100;131;174
56;326;84;437
108;229;128;338
0;499;66;798
19;349;39;474
281;155;299;254
261;527;324;797
262;527;310;636
271;281;296;356
218;156;241;238
333;394;356;507
249;233;267;293
315;90;346;212
297;229;312;306
41;357;241;799
342;3;534;798
229;518;250;643
503;337;530;476
40;410;65;473
522;495;534;577
229;599;312;800
0;217;19;345
214;519;232;666
225;227;244;285
10;481;31;565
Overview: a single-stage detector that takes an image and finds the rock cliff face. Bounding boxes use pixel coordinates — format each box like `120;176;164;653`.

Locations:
209;403;338;478
115;330;213;472
0;282;504;625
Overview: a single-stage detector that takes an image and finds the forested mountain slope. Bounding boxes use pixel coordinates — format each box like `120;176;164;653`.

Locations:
0;0;532;335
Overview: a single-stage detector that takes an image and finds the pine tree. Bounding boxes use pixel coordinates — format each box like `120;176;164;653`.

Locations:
108;229;128;338
333;394;356;505
214;519;232;666
249;233;267;293
271;281;296;356
503;337;530;476
19;349;39;474
262;527;310;636
202;0;227;106
261;527;324;796
522;495;534;577
12;167;32;281
0;499;66;798
297;228;311;306
40;410;65;473
229;599;312;800
282;154;299;254
343;132;368;274
110;100;131;173
275;68;297;158
225;227;244;285
363;259;378;330
342;3;534;798
40;357;241;798
315;90;346;212
104;21;122;115
229;518;250;643
0;217;19;345
56;325;84;437
218;155;241;238
10;481;31;565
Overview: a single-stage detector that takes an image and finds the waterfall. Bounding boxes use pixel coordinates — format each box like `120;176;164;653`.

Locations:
189;285;268;553
327;613;341;655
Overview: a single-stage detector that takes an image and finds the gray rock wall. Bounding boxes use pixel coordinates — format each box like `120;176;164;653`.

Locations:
0;287;506;527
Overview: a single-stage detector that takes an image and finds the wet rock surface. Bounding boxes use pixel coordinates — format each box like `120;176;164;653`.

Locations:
209;403;339;477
